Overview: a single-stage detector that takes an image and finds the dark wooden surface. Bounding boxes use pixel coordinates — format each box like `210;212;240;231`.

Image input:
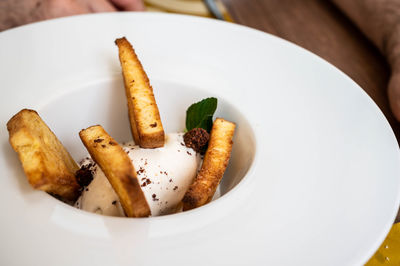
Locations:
221;0;400;222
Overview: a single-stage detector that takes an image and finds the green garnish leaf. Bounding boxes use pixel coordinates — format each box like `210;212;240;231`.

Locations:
186;97;217;133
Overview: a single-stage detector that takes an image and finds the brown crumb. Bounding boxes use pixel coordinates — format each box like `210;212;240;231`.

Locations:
75;164;93;187
137;167;145;175
183;128;210;153
173;186;178;191
152;193;159;201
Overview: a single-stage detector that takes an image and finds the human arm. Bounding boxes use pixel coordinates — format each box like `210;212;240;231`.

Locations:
331;0;400;121
0;0;144;32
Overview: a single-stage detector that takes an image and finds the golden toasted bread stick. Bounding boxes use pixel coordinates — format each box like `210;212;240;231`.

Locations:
115;37;165;148
79;125;151;217
182;118;235;211
7;109;80;201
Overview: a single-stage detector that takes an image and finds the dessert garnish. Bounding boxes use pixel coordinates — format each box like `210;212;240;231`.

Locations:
6;37;236;217
76;132;200;216
79;125;151;217
183;128;209;153
183;97;217;152
115;37;165;149
75;164;93;187
185;97;217;133
182;118;235;210
7;109;80;201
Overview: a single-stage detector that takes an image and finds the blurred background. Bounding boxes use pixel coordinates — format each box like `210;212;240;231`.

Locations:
144;0;232;20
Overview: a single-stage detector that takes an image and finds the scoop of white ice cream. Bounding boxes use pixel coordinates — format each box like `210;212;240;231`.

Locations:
75;133;201;217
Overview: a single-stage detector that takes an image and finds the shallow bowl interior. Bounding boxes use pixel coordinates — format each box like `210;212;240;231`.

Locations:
38;77;256;210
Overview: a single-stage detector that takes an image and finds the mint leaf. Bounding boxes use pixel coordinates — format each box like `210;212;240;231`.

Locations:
186;97;217;132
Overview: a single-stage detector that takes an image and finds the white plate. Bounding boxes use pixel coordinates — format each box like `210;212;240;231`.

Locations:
1;13;399;266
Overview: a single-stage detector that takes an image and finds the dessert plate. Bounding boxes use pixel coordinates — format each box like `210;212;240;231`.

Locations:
1;13;400;266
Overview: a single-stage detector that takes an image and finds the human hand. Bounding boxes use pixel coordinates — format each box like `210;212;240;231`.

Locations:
0;0;145;31
110;0;145;11
331;0;400;122
385;26;400;121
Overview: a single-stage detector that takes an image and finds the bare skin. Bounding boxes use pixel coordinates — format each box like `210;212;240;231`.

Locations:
0;0;144;32
332;0;400;121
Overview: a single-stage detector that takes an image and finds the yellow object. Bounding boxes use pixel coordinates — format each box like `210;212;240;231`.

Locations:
366;223;400;265
144;0;233;22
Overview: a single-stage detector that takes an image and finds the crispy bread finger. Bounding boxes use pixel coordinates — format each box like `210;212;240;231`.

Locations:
182;118;235;211
79;125;151;217
115;37;165;148
7;109;80;201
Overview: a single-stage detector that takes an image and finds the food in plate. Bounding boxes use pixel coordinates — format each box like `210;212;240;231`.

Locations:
79;125;151;217
7;109;80;201
115;37;165;149
76;133;200;216
182;118;235;211
6;37;236;217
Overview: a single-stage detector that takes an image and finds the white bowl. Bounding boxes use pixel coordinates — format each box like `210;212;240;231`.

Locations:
0;12;399;266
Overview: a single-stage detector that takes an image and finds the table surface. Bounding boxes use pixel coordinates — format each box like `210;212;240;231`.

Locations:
221;0;400;222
